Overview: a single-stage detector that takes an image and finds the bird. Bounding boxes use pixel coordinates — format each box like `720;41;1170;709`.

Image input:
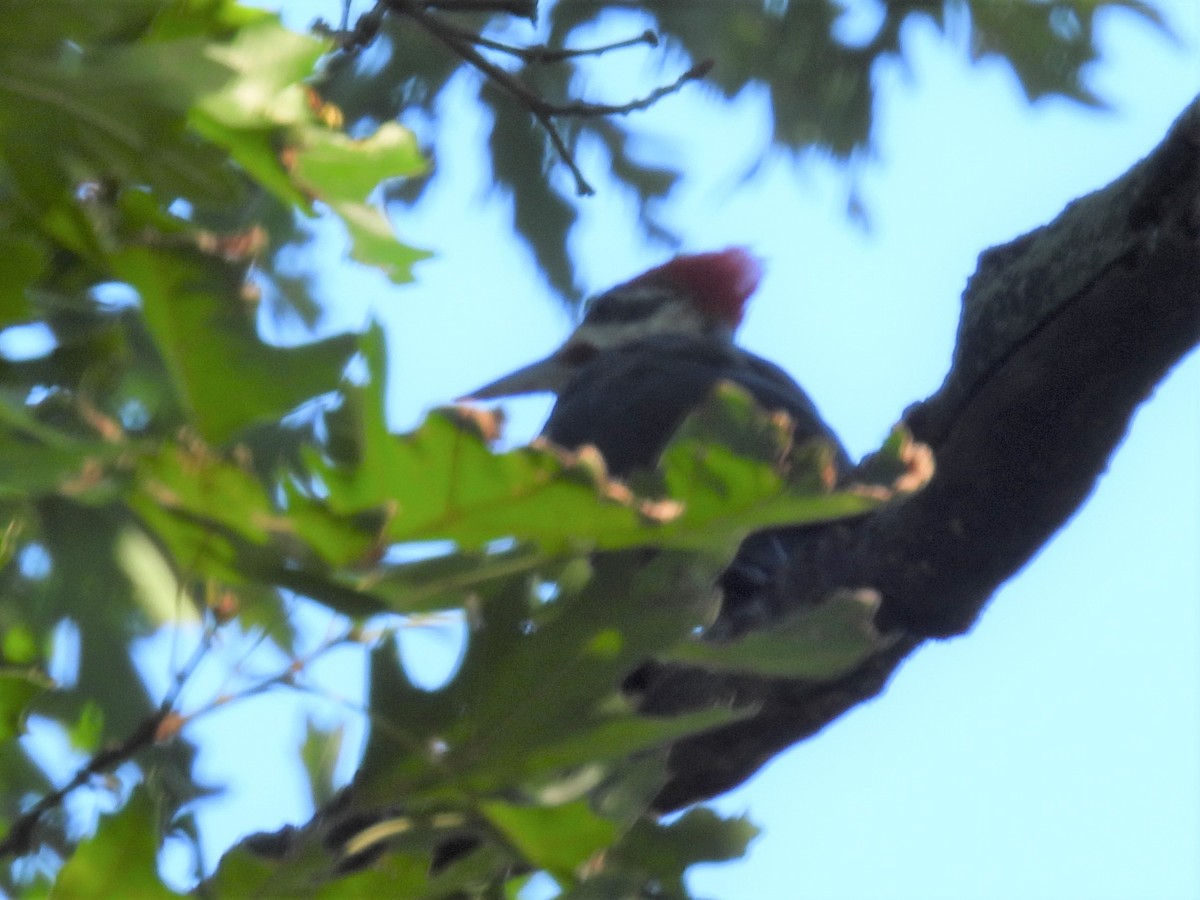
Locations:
464;247;848;476
464;248;851;634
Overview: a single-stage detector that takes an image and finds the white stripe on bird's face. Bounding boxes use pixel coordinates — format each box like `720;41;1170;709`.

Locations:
572;285;737;351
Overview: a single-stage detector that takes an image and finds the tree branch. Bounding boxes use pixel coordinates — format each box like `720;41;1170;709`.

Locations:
0;707;171;859
644;93;1200;812
423;0;536;16
467;28;659;63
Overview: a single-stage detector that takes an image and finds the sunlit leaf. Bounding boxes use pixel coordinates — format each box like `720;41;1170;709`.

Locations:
291;123;432;283
293;123;427;206
300;719;344;811
481;799;616;882
188;17;328;206
195;19;323;130
315;330;871;557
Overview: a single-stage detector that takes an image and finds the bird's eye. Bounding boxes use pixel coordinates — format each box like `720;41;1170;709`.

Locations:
559;342;599;365
584;292;663;324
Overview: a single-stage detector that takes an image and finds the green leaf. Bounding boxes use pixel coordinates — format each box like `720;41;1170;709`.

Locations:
963;1;1167;105
0;230;43;324
0;667;52;742
314;856;432;899
0;0;163;52
0;36;238;206
300;719;344;810
357;550;723;806
481;799;616;882
318;407;651;552
68;701;105;754
188;18;328;207
114;523;199;626
654;443;868;553
206;840;338;900
133;440;375;568
291;123;432;283
135;442;282;545
641;383;876;552
665;588;895;679
317;333;872;558
293;123;427;206
309;325;641;552
519;706;746;788
34;499;159;741
1;625;39;665
355;544;548;615
111;245;357;443
51;789;178;899
125;440;382;624
145;0;272;42
128;473;386;618
0;392;120;499
444;552;714;790
607;807;760;893
483;85;579;298
194;19;323;130
328;201;431;284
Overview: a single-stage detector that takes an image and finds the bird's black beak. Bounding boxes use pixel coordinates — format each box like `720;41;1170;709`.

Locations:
458;352;576;401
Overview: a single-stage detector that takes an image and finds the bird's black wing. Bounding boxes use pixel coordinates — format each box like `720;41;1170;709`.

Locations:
543;333;848;477
543;333;851;637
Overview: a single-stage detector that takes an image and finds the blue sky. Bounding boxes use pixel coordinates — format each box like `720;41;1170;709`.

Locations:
164;2;1200;896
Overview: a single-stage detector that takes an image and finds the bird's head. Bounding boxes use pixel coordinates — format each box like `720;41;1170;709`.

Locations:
463;247;762;399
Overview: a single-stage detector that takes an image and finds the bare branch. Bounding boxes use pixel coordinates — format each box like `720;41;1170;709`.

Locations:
0;611;361;863
318;0;706;195
0;609;229;861
394;1;595;192
390;2;707;194
540;60;713;118
312;1;387;53
423;0;536;17
473;28;659;64
0;705;171;860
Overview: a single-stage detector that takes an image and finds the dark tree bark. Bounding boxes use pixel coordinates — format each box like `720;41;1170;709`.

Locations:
645;94;1200;812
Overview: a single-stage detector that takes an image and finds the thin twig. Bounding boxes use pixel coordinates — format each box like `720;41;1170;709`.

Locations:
472;28;659;64
312;1;388;53
0;613;227;861
183;628;360;725
0;614;356;863
392;2;708;195
394;2;595;193
541;60;713;118
423;0;536;17
322;0;707;195
0;704;171;860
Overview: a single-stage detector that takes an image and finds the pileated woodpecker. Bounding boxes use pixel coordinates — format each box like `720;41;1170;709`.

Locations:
465;248;850;634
